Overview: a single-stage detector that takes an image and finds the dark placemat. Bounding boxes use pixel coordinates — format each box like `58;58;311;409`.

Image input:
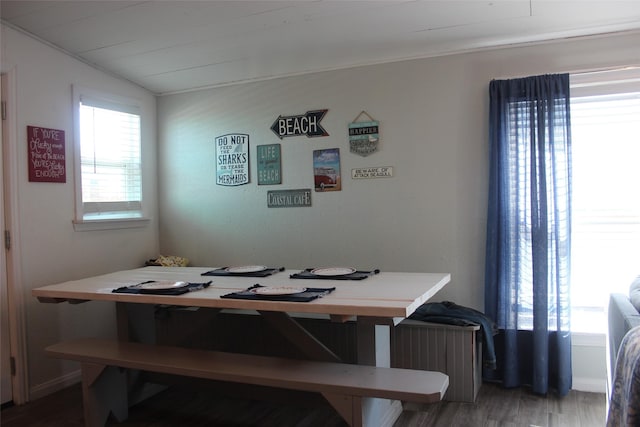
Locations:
221;284;335;302
112;281;212;296
202;267;285;278
289;269;380;281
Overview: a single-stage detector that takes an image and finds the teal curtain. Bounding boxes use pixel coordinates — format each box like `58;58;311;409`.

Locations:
484;74;572;396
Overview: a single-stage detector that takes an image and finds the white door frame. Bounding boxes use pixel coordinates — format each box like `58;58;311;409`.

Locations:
2;69;29;405
0;71;10;406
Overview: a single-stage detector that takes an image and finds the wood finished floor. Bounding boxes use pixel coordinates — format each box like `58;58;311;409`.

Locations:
1;382;606;427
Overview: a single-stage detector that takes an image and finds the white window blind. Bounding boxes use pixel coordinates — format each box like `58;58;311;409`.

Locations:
569;90;640;332
77;94;142;220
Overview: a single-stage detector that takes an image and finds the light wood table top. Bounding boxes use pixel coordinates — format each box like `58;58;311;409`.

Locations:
32;266;450;320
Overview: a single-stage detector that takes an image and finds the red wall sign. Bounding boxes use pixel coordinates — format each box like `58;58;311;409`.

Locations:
27;126;66;183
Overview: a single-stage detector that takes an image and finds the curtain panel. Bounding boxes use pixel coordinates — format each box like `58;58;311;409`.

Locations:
484;74;572;396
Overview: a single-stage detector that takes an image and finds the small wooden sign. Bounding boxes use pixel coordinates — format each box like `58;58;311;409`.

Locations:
27;125;66;183
351;166;393;179
349;111;379;157
216;133;249;186
257;144;281;185
267;189;312;208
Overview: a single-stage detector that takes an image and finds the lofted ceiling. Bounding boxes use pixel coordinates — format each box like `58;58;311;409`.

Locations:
2;1;640;95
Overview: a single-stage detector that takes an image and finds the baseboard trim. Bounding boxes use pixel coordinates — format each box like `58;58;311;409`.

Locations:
572;332;606;347
572;377;606;394
29;369;80;401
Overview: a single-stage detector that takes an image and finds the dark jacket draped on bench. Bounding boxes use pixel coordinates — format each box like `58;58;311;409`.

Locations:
409;301;498;370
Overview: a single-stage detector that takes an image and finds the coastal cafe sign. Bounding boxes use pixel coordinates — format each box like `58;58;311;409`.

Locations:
267;189;312;208
215;133;249;186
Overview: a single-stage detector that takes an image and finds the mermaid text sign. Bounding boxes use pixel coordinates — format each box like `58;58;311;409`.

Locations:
216;133;249;186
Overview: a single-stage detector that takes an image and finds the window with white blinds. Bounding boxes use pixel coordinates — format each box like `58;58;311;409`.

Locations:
73;87;145;228
569;75;640;332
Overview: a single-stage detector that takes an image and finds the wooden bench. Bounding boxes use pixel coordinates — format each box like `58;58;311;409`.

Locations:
46;337;449;427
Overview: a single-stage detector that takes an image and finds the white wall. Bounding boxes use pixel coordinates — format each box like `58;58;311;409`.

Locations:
157;31;640;392
157;51;489;307
1;25;159;398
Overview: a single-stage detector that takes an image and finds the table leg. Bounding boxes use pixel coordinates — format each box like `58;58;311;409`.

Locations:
155;307;222;347
115;303;167;406
258;310;341;362
356;320;404;427
258;311;401;426
116;302;156;343
80;362;127;427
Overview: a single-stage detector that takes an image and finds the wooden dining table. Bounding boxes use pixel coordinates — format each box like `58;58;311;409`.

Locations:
33;266;450;427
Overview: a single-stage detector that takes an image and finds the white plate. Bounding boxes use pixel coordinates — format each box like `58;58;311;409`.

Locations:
138;281;189;290
250;286;307;295
311;267;356;276
225;265;268;273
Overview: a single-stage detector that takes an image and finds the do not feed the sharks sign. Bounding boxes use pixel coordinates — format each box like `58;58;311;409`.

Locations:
270;109;329;140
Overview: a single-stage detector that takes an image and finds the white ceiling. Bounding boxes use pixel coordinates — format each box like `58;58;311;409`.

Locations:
2;1;640;95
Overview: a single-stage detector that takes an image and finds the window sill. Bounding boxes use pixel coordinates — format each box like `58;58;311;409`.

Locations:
72;217;151;232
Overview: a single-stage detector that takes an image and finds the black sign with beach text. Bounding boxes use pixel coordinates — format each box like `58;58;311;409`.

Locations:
270;110;329;139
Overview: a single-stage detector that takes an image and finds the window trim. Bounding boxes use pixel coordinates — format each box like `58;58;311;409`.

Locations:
72;85;149;231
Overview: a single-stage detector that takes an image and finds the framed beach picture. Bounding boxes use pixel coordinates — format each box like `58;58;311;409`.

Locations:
313;148;341;192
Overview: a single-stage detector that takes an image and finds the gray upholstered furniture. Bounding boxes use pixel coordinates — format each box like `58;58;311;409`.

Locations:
607;276;640;399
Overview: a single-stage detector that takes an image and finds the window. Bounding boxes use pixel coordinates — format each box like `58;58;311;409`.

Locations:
570;69;640;333
73;86;148;230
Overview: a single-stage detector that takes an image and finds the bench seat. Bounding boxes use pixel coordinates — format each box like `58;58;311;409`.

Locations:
46;337;449;427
